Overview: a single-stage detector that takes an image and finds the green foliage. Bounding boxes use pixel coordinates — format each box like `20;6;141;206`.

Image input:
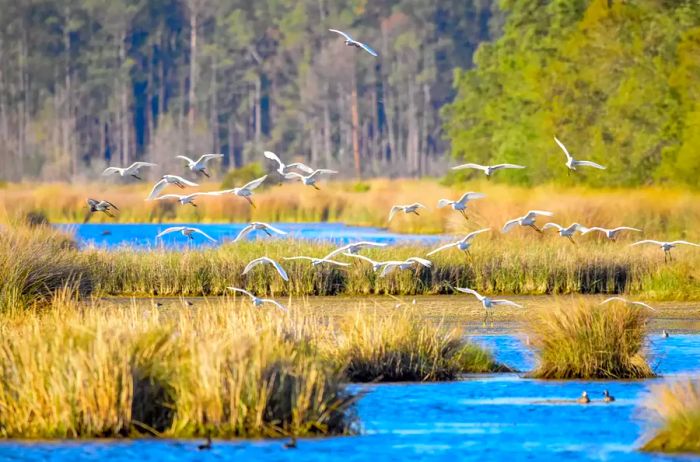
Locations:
444;0;700;187
220;162;267;189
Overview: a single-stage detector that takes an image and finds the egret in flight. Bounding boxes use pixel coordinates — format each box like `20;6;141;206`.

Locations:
380;257;432;277
437;192;486;220
228;287;287;312
233;222;287;242
452;163;525;179
455;287;523;327
323;241;388;260
154;192;219;207
284;169;337;190
102;162;157;180
600;297;656;311
631;239;700;262
242;257;289;281
85;198;119;222
147;175;199;200
542;222;586;244
342;253;390;272
211;175;267;207
388;203;426;222
554;137;606;173
502;210;554;234
176;154;224;177
283;256;351;268
581;226;642;241
328;29;378;57
427;228;490;258
156;226;216;243
263;151;314;176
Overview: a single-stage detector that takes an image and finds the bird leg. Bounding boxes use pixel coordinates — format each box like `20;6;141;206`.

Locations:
482;310;487;328
131;174;142;180
263;228;272;236
175;182;185;189
312;184;321;190
103;210;115;218
244;196;256;208
460;210;469;221
411;210;421;216
529;224;543;234
567;235;576;245
200;169;211;178
189;202;198;207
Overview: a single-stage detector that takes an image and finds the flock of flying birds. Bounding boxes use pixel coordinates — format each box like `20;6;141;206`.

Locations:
85;29;698;317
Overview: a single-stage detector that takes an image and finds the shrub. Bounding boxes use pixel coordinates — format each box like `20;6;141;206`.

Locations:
642;379;700;454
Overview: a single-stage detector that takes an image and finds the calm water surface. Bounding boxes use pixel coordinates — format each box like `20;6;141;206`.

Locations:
2;335;699;461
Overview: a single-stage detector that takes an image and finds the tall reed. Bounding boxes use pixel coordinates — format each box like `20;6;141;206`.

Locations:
642;379;700;454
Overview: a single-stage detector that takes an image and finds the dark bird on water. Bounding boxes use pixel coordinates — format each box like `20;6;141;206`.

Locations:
603;390;615;403
577;391;590;404
197;430;212;450
283;435;297;449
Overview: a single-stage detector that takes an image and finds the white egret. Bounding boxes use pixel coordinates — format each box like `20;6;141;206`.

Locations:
342;253;388;272
554;137;606;173
211;175;267;207
176;154;224;177
263;151;314;176
85;198;119;222
228;287;287;312
600;297;656;311
242;257;289;281
380;257;432;277
452;163;525;179
156;226;216;243
426;228;490;258
437;192;486;220
233;222;287;242
154;192;220;207
455;287;523;326
502;210;554;234
388;203;426;222
582;226;642;241
323;241;388;260
284;169;337;190
631;239;700;262
102;162;157;180
542;222;586;244
147;175;199;200
328;29;378;57
283;256;351;268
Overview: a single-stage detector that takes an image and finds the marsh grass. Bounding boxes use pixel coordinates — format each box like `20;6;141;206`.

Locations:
527;300;655;379
642;379;700;454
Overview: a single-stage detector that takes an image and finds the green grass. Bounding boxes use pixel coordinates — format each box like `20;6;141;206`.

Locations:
642;379;700;454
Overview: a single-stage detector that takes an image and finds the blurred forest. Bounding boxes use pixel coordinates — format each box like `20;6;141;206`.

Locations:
0;0;496;181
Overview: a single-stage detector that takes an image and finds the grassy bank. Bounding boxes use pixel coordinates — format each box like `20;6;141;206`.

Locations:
642;380;700;454
527;300;655;379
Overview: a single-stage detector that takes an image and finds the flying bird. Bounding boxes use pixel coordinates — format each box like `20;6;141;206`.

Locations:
263;151;314;176
323;241;388;260
437;192;486;220
380;257;432;277
426;228;490;257
102;162;157;180
154;192;220;207
542;222;586;244
631;239;700;262
600;297;656;311
176;154;224;177
455;287;523;326
342;253;389;272
502;210;554;234
283;256;351;268
228;287;287;312
554;137;606;173
242;257;289;281
85;198;119;223
581;226;642;241
452;163;525;179
388;203;426;222
211;175;267;207
147;175;199;200
156;226;216;243
233;222;287;242
328;29;378;57
283;169;337;190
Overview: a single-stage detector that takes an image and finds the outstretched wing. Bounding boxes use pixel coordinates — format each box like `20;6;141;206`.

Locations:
102;201;119;210
191;228;217;242
671;241;700;247
464;228;490;241
283;256;315;262
581;227;607;235
147;179;168;200
554;136;572;161
283;172;305;181
542;222;563;231
455;287;481;299
457;192;486;205
600;297;627;305
576;160;606;170
173;175;200;187
260;223;287;236
243;257;288;281
329;28;353;41
242;175;268;191
286;162;315;174
407;257;432;267
130;162;157;169
321;259;351;267
612;227;642;233
631;301;657;311
176;155;195;164
631;240;664;247
198;153;224;164
154;194;184;201
502;218;520;234
452;163;487;172
228;287;254;299
233;224;255;242
308;169;338;181
426;242;457;256
491;299;523;308
260;298;288;312
263;151;285;169
102;167;123;176
156;226;185;238
492;164;526;170
527;210;554;218
388;206;401;222
437;199;453;208
358;41;378;57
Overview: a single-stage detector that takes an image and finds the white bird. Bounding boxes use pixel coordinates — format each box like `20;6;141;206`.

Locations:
452;163;525;179
380;257;432;277
147;175;199;200
631;239;700;262
283;256;351;268
176;154;224;177
233;222;287;242
502;210;554;234
154;192;220;207
263;151;314;176
85;198;119;223
455;287;523;326
156;226;216;243
228;287;287;312
211;175;267;207
102;162;157;180
437;192;486;220
554;137;606;173
426;228;490;257
342;253;389;272
323;241;388;260
328;29;378;57
388;203;426;222
242;257;289;281
284;169;337;190
542;222;586;244
581;226;642;241
600;297;656;311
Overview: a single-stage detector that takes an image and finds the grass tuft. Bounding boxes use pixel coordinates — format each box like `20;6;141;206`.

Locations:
641;379;700;454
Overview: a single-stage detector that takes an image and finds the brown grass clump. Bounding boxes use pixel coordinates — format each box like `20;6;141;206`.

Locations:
641;379;700;454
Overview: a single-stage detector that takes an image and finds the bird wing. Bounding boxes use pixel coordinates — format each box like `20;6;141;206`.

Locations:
261;223;287;235
437;199;453;208
631;240;664;247
426;242;457;256
283;256;315;262
407;257;432;267
171;175;199;187
87;198;99;207
329;28;353;41
243;257;289;281
102;167;123;176
492;164;526;170
457;192;486;205
263;151;285;169
581;227;607;235
321;259;351;267
228;287;254;299
380;263;399;277
191;228;217;242
528;210;554;217
388;206;401;222
554;136;572;161
260;298;288;312
411;203;426;209
671;241;700;247
147;179;168;200
464;228;490;241
233;224;255;242
130;162;157;169
575;160;606;170
344;253;380;266
452;163;487;172
103;201;119;210
542;222;563;231
156;226;185;238
154;194;184;201
286;162;315;174
502;218;520;234
455;287;482;300
242;175;268;191
283;172;305;180
198;153;224;164
308;169;338;180
323;244;353;260
491;299;523;308
600;297;627;305
357;41;378;57
612;227;642;233
631;301;657;311
175;155;195;164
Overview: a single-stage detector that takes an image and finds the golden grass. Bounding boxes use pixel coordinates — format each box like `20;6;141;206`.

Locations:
527;299;655;379
642;379;700;454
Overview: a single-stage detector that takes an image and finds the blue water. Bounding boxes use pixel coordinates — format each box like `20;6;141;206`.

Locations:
1;335;699;461
57;223;442;249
